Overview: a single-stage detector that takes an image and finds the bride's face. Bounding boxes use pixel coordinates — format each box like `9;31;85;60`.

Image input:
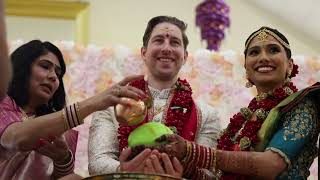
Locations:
245;35;292;91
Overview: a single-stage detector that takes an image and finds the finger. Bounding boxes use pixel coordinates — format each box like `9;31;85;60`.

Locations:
118;75;144;86
135;160;147;172
164;144;177;158
161;153;174;175
113;86;142;101
150;154;165;174
130;148;152;165
117;96;137;106
144;158;155;174
119;148;132;163
109;96;132;107
53;137;68;148
120;88;143;101
126;86;146;98
165;134;181;142
172;157;183;174
151;149;160;158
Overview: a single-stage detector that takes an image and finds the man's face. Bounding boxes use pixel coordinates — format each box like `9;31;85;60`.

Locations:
141;22;188;81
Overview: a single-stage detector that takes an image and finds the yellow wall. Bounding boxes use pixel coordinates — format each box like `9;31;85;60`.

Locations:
5;0;319;56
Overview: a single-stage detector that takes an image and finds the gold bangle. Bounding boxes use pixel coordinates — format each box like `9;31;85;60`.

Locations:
182;141;191;163
116;164;121;172
205;147;210;169
186;141;192;161
62;109;69;131
75;102;83;124
210;148;215;171
212;149;223;178
213;149;218;171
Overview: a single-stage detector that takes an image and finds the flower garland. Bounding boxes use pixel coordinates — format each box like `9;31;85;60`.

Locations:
290;64;299;78
217;81;298;179
117;78;194;151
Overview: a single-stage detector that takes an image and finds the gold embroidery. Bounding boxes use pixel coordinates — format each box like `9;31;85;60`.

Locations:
283;99;316;141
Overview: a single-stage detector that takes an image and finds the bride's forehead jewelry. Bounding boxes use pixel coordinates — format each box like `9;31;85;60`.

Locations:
245;28;290;50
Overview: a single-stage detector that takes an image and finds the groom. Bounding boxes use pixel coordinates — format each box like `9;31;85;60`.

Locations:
88;16;220;177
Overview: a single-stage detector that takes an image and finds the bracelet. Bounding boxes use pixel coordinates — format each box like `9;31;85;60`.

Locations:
62;102;83;130
183;142;195;177
116;164;121;172
53;150;74;176
62;109;68;131
182;141;192;163
212;149;223;178
212;149;217;172
205;146;210;169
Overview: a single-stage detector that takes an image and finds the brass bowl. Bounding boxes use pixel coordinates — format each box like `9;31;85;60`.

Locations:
115;98;146;126
84;173;181;180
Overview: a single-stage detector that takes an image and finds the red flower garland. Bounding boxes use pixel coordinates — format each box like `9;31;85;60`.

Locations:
118;78;194;151
217;82;298;179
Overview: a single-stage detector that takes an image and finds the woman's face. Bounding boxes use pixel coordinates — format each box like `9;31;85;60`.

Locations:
245;34;293;92
28;51;61;106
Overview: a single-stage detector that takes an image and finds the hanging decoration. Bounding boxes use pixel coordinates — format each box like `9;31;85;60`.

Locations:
196;0;230;51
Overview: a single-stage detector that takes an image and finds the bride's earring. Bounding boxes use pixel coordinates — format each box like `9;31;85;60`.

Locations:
245;73;253;88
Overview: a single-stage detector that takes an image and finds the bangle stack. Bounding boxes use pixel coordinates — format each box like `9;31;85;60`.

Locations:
183;142;217;178
62;102;83;130
183;142;195;177
182;142;225;179
53;150;74;177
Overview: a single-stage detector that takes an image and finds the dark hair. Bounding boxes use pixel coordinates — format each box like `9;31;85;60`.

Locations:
244;26;291;59
8;40;66;116
142;16;189;50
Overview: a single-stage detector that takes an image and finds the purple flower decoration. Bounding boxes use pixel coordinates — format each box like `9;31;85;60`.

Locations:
196;0;230;51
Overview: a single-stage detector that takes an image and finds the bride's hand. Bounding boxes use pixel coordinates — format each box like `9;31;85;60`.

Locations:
155;134;187;161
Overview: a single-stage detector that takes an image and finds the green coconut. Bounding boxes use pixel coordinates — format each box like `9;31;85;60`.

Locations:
128;122;174;147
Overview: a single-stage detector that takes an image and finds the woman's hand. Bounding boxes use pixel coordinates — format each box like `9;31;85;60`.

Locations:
155;134;187;161
35;136;71;164
144;150;183;178
90;75;146;111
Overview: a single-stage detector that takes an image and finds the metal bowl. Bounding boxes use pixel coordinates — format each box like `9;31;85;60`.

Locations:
84;173;180;180
115;98;146;126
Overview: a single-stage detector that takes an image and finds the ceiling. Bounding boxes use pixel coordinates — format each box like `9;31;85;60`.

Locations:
247;0;320;43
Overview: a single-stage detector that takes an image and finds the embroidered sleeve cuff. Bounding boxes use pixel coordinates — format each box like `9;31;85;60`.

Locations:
265;147;291;168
